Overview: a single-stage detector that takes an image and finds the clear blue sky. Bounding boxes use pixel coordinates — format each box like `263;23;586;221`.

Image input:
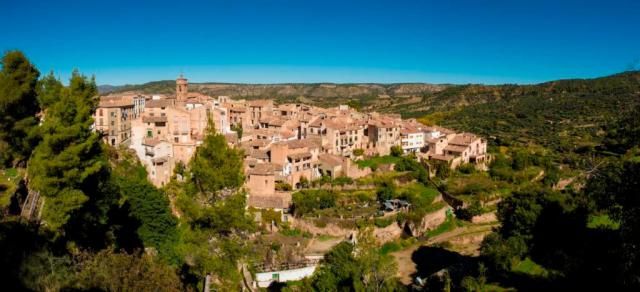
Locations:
2;0;639;85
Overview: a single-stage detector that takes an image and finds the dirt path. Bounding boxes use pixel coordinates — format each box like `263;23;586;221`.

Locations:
305;237;344;255
554;177;575;190
391;223;497;285
531;170;545;182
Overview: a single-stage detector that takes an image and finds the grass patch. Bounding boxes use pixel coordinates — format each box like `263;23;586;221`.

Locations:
374;217;394;228
280;228;311;238
426;214;462;238
399;183;439;203
317;234;337;241
512;258;549;278
379;237;418;255
356;155;402;169
587;214;620;230
379;242;401;255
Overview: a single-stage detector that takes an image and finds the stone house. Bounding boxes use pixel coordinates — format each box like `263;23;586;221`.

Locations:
94;95;135;146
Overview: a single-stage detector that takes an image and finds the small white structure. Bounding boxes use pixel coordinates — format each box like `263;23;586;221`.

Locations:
401;128;425;153
254;265;317;288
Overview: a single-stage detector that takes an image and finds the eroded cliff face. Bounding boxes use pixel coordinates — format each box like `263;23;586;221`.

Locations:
403;206;450;237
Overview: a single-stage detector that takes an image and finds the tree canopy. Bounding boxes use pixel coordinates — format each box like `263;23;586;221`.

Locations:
28;70;105;231
190;119;244;198
0;50;40;167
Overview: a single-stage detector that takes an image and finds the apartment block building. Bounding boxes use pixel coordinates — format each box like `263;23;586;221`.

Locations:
94;96;135;146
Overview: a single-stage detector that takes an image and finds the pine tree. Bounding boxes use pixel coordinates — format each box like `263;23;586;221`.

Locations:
190;119;244;198
28;70;106;231
0;51;40;167
37;71;64;110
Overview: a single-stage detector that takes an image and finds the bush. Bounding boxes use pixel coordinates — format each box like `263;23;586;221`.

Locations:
353;148;364;157
455;201;485;221
292;190;338;217
376;180;395;203
390;145;403;157
374;217;394;228
275;182;292;191
457;163;476;174
332;176;353;186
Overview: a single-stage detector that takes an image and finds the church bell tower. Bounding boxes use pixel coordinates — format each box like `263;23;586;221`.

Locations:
176;74;188;101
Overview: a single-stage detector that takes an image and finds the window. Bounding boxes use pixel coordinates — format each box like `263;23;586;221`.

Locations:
174;137;179;143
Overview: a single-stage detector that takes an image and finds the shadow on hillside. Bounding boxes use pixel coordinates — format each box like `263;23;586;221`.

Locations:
409;246;555;292
410;246;476;283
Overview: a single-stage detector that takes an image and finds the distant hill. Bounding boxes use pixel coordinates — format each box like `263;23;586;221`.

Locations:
100;81;448;108
427;71;640;154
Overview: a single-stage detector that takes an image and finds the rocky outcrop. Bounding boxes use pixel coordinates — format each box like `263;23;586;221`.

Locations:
374;223;403;244
404;206;450;237
291;218;354;237
471;212;497;224
291;217;404;243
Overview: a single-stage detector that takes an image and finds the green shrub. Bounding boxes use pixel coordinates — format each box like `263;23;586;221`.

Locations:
275;182;292;191
390;145;403;157
332;176;353;186
292;190;337;217
458;163;476;174
374;217;394;228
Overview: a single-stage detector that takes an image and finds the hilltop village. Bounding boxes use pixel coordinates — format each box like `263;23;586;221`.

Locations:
96;76;488;211
4;51;638;291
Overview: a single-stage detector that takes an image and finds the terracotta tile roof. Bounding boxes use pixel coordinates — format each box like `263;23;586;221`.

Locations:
444;145;468;153
98;96;134;108
261;117;286;127
248;99;273;107
145;99;175;108
280;130;296;139
287;152;312;160
318;154;343;167
249;149;270;160
248;194;291;209
228;105;247;112
276;103;298;111
142;116;168;123
285;138;321;149
248;163;275;175
308;118;324;127
429;154;456;161
272;163;284;171
449;133;479;146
